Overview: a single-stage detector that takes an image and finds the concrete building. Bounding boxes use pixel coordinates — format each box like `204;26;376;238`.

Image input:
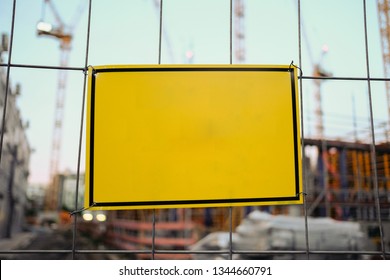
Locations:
57;172;84;212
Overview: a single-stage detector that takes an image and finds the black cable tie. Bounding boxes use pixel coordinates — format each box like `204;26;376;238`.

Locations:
289;60;303;77
84;65;95;75
289;60;294;69
69;202;96;217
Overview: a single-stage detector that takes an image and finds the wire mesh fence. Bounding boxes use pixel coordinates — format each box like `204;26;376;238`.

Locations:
0;0;389;260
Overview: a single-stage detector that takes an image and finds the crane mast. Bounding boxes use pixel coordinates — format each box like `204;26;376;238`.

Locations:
48;42;70;210
37;0;73;210
377;0;390;135
234;0;245;64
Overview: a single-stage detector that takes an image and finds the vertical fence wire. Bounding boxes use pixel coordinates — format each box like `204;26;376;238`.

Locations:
158;0;164;65
152;209;156;260
362;0;386;260
0;0;17;166
151;0;165;260
296;0;311;260
228;0;234;261
230;0;233;65
71;0;93;260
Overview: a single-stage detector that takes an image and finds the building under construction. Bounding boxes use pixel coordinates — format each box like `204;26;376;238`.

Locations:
90;136;389;259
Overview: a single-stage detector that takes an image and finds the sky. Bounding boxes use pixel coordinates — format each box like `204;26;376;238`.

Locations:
0;0;389;185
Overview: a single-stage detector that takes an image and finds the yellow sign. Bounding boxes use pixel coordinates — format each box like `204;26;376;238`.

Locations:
85;65;302;210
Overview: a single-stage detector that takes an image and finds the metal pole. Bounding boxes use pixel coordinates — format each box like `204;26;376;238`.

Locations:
228;0;234;261
72;0;93;260
297;0;310;260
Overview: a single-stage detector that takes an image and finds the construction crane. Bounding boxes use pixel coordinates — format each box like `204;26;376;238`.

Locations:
309;45;333;217
377;0;390;137
312;44;331;139
37;0;84;210
298;4;334;216
234;0;245;64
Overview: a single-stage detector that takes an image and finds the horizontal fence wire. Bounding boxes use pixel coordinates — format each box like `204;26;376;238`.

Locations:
1;249;390;257
0;63;85;71
3;63;390;81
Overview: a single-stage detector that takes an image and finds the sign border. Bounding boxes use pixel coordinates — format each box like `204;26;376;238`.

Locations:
86;65;301;209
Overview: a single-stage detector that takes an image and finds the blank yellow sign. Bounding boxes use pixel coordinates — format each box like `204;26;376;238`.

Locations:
85;65;302;210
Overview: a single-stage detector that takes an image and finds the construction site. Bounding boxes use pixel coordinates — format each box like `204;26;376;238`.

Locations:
0;0;390;260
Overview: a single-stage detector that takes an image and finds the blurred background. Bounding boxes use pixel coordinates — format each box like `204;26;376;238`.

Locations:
0;0;390;260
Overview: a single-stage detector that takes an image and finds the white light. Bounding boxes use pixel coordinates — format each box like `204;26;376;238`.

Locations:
322;44;329;53
37;21;52;33
186;50;194;59
82;213;93;221
96;213;106;222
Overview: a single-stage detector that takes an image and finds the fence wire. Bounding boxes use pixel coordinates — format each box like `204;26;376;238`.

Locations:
0;0;389;260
